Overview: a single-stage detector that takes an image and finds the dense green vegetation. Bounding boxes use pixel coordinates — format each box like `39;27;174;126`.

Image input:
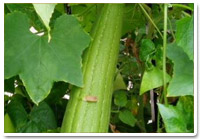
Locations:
4;3;194;133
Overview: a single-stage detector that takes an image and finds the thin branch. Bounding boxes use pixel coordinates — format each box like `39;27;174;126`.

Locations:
76;4;96;16
172;4;193;11
182;11;191;17
138;4;163;39
167;17;176;41
163;4;168;106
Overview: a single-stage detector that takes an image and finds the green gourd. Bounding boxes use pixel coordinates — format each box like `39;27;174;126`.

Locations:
61;4;124;133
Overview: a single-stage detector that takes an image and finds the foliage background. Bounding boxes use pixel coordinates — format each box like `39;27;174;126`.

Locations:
4;3;194;133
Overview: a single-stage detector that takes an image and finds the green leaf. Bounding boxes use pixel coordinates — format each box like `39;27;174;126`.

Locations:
55;4;65;14
114;90;128;107
140;67;171;95
113;72;127;91
7;98;56;133
29;102;57;132
118;55;139;76
15;86;25;97
6;4;44;31
167;43;193;96
7;4;33;12
152;44;163;68
176;16;194;61
5;12;90;104
139;39;155;62
7;100;28;130
11;94;26;104
119;110;136;127
176;96;194;132
122;4;146;36
19;121;40;133
71;4;98;32
126;96;138;115
33;4;57;41
4;113;16;133
158;96;194;133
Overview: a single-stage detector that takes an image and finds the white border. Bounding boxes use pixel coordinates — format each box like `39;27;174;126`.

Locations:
0;0;199;3
2;133;197;136
1;0;198;137
193;2;198;137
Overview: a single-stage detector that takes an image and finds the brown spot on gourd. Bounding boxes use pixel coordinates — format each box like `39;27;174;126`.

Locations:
83;96;98;102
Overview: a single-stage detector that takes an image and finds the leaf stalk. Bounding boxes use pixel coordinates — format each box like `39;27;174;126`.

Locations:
138;4;163;39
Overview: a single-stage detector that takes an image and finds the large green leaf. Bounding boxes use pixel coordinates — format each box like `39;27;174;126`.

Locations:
167;43;193;96
5;12;90;104
176;16;194;61
119;110;137;127
140;67;171;95
158;96;194;133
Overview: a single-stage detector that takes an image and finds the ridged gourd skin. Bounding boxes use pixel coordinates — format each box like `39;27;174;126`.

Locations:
61;4;124;133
